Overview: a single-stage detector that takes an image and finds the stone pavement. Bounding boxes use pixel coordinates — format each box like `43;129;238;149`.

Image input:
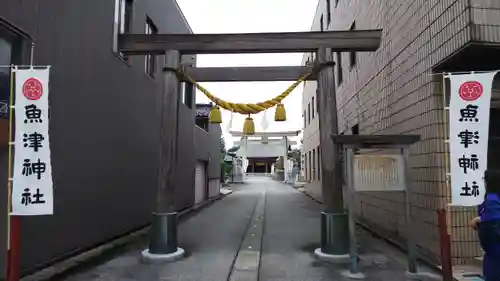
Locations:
61;177;443;281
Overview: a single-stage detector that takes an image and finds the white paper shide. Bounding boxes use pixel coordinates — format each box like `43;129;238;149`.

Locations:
11;67;53;215
448;71;497;206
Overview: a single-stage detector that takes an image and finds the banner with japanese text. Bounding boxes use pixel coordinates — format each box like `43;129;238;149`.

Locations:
448;71;497;206
11;67;53;215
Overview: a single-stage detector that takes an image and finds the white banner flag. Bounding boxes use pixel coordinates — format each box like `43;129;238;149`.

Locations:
448;71;497;206
11;67;53;215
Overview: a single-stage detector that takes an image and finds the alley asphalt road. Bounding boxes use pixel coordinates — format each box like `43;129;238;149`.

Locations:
62;177;441;281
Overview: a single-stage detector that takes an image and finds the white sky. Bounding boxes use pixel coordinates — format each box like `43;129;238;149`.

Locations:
176;0;319;148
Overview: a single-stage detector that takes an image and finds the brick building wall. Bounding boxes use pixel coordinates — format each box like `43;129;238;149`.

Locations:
305;0;500;265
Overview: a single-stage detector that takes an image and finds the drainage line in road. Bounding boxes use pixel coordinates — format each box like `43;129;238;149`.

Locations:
255;189;267;281
225;190;261;281
227;188;267;281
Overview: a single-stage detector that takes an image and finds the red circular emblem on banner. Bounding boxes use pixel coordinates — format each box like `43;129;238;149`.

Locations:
459;81;483;101
22;78;43;100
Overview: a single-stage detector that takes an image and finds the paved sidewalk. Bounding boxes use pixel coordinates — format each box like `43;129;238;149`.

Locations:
61;178;442;281
260;179;441;281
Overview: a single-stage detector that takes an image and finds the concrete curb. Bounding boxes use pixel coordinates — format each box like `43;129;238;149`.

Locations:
21;189;234;281
295;187;323;205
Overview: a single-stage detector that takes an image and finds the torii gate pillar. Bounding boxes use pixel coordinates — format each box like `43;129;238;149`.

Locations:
314;48;349;259
283;136;289;183
141;50;186;263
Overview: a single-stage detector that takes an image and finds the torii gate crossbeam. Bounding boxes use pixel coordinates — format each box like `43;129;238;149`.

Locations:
180;66;317;82
118;29;382;55
126;28;382;263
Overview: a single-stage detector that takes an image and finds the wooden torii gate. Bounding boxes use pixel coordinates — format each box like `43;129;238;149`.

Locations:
118;29;382;262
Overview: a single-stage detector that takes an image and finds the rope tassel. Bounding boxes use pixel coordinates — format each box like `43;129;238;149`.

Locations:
209;106;222;124
243;115;255;135
274;103;286;122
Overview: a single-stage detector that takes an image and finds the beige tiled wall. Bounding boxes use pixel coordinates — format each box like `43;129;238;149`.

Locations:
470;0;500;42
306;0;497;265
301;53;321;185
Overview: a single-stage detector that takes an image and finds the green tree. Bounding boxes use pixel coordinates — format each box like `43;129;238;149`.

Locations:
220;135;226;158
220;135;227;181
287;148;301;169
228;145;240;153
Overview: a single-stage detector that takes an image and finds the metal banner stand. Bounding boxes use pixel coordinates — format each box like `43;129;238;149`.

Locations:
332;134;420;280
4;42;36;281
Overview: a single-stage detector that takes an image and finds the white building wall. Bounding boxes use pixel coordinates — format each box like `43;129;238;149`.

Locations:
235;139;287;158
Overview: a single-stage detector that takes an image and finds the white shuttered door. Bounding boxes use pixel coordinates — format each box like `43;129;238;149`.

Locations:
194;161;207;204
208;178;220;198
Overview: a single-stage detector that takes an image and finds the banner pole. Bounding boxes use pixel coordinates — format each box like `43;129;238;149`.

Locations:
442;74;452;235
6;65;20;281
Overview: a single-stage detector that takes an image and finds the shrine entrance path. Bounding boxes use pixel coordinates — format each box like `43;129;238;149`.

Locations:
62;177;441;281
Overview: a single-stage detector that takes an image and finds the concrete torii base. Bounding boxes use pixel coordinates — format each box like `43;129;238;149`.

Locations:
341;270;366;279
314;248;350;263
404;271;442;280
140;247;185;263
315;250;366;279
141;212;185;264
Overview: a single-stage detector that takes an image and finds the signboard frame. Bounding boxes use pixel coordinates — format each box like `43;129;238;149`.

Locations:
332;134;420;277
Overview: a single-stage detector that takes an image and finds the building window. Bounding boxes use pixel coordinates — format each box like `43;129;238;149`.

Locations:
312;96;315;119
122;0;134;33
308;152;312;182
185;83;194;108
304;154;308;180
195;104;210;131
352;124;359;153
349;21;357;68
144;17;157;78
180;82;193;108
336;52;343;85
317;146;321;181
0;23;28;145
315;88;320;116
320;15;324;32
304;57;310;85
0;37;12;145
312;149;316;180
113;0;134;61
306;152;309;181
303;110;306;128
307;102;311;124
316;92;320;116
326;0;331;25
0;38;12;110
352;124;359;135
195;117;209;132
301;156;305;177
